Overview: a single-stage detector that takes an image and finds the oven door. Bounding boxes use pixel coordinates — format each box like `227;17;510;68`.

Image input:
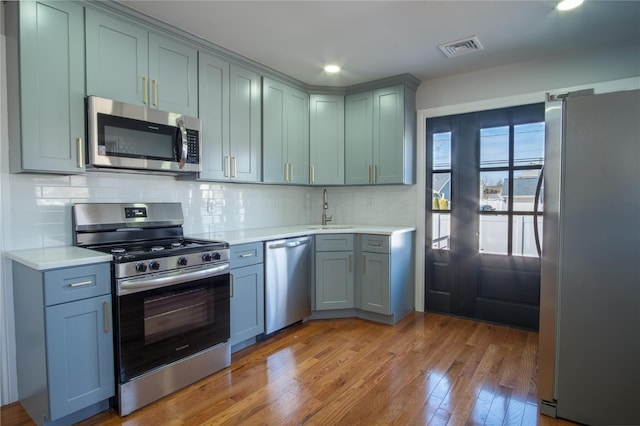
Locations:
115;272;230;383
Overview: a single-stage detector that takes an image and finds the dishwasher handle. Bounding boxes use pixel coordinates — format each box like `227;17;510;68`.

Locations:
267;237;311;249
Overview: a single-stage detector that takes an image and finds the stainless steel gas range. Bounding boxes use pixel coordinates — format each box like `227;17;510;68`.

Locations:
72;202;231;416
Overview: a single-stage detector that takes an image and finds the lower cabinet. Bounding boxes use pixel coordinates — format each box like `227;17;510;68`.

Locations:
311;232;415;325
360;251;391;315
358;233;415;323
229;242;265;351
12;262;114;426
315;234;355;310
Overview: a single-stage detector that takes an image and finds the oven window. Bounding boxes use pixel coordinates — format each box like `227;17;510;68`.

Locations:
144;286;214;345
115;273;230;383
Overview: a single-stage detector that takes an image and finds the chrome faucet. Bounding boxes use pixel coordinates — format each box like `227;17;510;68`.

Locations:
322;188;333;226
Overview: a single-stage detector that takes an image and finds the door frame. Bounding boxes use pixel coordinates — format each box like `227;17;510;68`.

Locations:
413;77;639;313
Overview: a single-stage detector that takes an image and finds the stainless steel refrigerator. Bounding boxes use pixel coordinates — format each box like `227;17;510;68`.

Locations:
539;89;640;424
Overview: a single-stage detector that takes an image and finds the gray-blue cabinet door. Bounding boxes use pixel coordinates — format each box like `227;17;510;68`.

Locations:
373;84;405;184
198;52;230;180
230;264;265;345
360;252;391;315
45;295;114;421
229;64;262;182
85;9;148;106
309;94;345;185
285;86;310;185
262;78;287;183
14;0;85;173
345;91;374;185
315;251;355;310
148;33;198;117
262;78;309;184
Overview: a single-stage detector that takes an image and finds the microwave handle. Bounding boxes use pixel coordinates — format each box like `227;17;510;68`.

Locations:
176;119;188;169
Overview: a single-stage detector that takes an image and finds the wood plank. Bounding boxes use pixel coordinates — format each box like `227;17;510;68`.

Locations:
1;313;580;426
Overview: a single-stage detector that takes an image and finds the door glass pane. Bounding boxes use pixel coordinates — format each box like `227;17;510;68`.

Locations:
514;122;544;166
479;215;508;255
511;169;543;212
433;132;451;170
432;172;451;211
512;215;543;257
480;171;508;212
480;126;509;168
432;212;450;250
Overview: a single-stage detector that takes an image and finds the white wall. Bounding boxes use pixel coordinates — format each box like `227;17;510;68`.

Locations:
416;38;640;111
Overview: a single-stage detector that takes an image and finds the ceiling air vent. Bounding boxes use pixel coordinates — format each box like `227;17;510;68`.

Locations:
438;36;484;58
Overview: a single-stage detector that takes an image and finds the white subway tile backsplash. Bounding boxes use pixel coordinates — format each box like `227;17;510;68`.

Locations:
3;169;417;251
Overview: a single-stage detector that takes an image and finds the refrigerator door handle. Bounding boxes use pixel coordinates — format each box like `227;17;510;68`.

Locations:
534;166;544;257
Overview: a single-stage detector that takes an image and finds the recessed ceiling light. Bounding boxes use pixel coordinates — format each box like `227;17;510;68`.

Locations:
557;0;584;11
324;65;340;73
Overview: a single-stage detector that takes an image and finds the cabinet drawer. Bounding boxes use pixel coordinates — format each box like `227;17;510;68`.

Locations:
230;242;264;268
44;263;111;306
315;234;354;252
361;234;390;254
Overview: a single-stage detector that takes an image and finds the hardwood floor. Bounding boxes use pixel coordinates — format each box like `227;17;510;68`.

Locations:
2;312;579;426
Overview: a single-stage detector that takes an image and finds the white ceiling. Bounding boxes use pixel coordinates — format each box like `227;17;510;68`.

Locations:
120;0;640;87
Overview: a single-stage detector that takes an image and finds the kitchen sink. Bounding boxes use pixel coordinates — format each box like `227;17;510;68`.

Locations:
306;225;354;230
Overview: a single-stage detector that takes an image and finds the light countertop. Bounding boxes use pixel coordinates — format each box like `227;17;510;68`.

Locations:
5;247;113;271
190;224;416;246
4;225;415;269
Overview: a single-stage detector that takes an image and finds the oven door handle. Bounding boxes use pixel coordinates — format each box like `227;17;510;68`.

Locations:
118;264;229;295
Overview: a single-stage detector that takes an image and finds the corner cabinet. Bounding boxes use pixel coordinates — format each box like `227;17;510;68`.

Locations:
263;78;310;184
309;94;345;185
345;77;419;185
358;232;415;324
315;234;355;310
229;243;265;352
85;9;198;117
198;54;261;182
5;0;86;174
12;262;114;426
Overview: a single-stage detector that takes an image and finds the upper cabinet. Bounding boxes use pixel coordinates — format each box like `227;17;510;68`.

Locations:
309;94;345;185
85;9;198;117
263;78;310;184
198;53;261;182
5;0;86;174
345;79;418;185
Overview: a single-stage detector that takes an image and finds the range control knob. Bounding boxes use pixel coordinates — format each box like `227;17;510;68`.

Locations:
177;257;188;266
212;252;222;260
135;262;147;273
202;253;213;262
149;261;160;271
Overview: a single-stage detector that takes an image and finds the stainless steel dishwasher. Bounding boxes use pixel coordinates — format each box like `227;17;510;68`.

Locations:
264;236;312;334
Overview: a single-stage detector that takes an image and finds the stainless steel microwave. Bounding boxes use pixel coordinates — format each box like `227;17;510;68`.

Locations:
87;96;202;173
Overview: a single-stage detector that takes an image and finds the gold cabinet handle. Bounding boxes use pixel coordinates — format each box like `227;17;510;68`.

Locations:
284;163;289;182
368;164;372;183
311;165;315;183
374;164;378;183
348;254;352;273
143;76;148;104
152;79;158;106
232;157;237;178
225;156;230;177
369;240;383;247
230;274;235;298
104;301;110;334
76;137;83;169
